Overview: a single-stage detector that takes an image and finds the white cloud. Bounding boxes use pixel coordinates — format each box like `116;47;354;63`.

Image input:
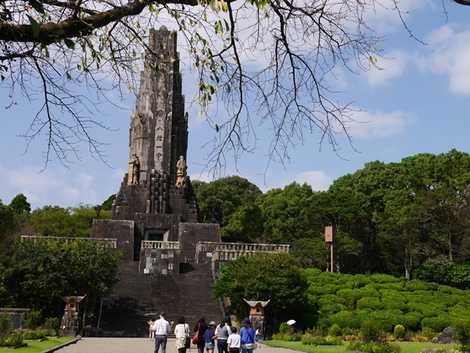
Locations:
366;51;409;87
294;171;333;191
257;170;333;192
190;171;214;183
363;0;427;34
420;25;470;96
0;164;124;209
345;110;410;139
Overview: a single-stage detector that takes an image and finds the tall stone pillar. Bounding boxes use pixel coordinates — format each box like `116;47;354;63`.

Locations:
128;27;188;185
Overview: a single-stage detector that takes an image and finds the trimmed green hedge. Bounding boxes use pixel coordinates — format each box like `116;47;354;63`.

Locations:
305;269;470;333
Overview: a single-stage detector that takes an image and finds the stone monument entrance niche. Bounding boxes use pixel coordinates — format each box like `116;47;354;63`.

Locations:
144;229;169;241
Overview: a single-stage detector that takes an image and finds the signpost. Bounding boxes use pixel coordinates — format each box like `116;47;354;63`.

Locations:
324;225;334;272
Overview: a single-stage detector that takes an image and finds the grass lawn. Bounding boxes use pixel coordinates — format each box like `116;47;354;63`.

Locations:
0;337;75;353
263;340;457;353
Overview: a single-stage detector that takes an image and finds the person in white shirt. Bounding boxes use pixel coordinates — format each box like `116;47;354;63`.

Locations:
174;316;190;353
152;312;171;353
227;327;241;353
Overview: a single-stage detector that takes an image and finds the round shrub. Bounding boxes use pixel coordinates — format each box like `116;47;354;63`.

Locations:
357;297;384;310
336;289;357;309
421;317;450;332
368;310;404;332
361;320;382;342
320;303;345;314
369;274;398;284
330;311;356;328
44;317;60;333
381;297;407;311
279;322;290;334
329;324;342;337
393;325;406;340
0;332;24;348
403;312;422;331
405;281;433;291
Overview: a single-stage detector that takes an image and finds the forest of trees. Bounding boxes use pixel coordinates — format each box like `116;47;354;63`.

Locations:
193;149;470;278
1;149;470;280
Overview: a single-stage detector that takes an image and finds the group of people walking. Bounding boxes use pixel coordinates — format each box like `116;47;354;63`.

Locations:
148;313;257;353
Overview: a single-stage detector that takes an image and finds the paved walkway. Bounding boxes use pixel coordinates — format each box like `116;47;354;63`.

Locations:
57;338;297;353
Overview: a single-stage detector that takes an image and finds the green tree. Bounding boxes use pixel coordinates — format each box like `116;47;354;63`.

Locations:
257;183;322;243
324;150;470;275
0;239;120;317
9;194;31;215
0;201;16;242
101;195;116;211
222;204;264;242
415;258;470;289
28;205;110;237
291;238;327;269
214;253;311;330
193;176;262;229
28;206;72;236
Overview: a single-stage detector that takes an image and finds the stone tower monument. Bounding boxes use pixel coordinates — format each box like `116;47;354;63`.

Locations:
89;27;289;336
128;28;188;185
93;27;202;256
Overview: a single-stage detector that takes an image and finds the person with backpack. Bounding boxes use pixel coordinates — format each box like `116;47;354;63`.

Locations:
240;318;256;353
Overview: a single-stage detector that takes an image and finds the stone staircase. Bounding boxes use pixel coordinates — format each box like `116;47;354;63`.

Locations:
97;261;223;336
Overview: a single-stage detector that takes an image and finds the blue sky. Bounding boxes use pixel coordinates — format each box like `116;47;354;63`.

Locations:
1;0;470;209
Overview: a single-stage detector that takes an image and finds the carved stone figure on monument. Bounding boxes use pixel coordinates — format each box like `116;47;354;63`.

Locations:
128;154;141;185
175;155;187;188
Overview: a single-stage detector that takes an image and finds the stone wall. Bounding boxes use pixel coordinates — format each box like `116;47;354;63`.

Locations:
92;220;135;261
0;308;29;330
178;223;221;264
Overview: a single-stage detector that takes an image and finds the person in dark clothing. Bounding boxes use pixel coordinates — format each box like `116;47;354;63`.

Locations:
194;318;208;353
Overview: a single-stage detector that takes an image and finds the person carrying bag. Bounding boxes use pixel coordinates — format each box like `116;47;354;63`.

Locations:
175;317;190;353
240;319;256;353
